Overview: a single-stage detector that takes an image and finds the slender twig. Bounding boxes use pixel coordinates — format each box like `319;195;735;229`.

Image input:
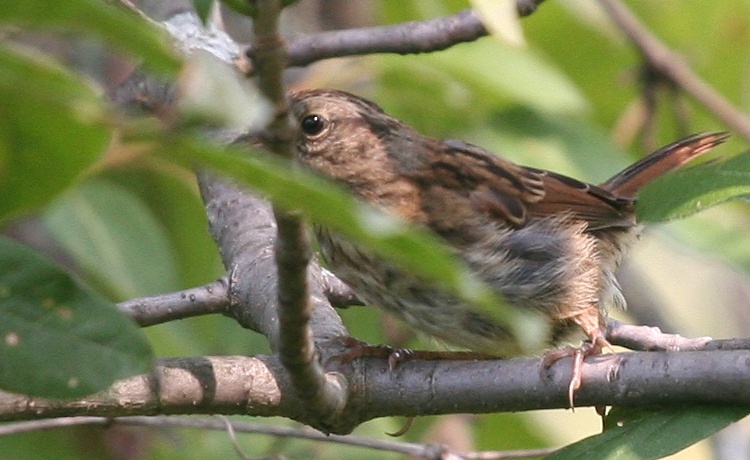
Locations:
122;416;446;457
281;2;545;68
284;9;486;67
0;417;108;436
0;415;558;459
250;0;348;427
320;267;362;308
217;415;254;460
600;0;750;141
606;320;713;351
117;278;230;326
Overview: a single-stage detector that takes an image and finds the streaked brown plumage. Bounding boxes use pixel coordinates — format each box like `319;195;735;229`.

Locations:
289;88;726;392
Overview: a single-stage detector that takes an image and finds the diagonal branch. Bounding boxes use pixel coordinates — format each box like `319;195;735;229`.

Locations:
249;0;348;429
600;0;750;141
195;172;348;343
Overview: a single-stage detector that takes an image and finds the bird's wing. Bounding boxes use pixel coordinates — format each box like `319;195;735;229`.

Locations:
426;139;634;231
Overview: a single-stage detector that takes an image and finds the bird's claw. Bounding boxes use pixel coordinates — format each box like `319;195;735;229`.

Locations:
325;336;415;370
541;337;612;408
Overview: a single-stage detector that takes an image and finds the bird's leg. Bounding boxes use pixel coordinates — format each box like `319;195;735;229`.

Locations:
541;338;610;408
541;310;613;407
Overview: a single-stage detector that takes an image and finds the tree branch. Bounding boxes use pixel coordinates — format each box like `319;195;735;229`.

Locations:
112;250;360;327
0;356;297;421
2;349;749;425
194;171;349;343
249;0;349;429
0;414;560;459
606;320;712;352
281;1;546;68
117;278;230;326
320;266;363;308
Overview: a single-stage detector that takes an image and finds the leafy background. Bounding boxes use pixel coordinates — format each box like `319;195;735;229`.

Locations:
2;0;750;459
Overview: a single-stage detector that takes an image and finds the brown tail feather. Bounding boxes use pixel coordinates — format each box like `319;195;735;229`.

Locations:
601;132;730;196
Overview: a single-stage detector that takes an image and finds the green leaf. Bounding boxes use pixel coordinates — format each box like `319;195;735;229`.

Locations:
158;136;550;353
0;46;109;222
44;179;179;300
222;0;258;17
221;0;302;18
547;405;750;460
637;150;750;223
0;236;153;398
0;0;179;74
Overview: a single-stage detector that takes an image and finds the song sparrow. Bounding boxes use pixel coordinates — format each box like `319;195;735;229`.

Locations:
288;88;726;398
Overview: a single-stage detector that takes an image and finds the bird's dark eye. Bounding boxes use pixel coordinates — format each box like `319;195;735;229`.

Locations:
301;114;326;136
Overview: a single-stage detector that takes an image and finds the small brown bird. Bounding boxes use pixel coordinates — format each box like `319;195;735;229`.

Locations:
289;88;726;399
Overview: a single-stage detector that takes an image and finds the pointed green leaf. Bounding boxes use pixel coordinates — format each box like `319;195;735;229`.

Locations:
0;236;153;398
222;0;258;17
548;405;750;460
637;150;750;223
193;0;215;23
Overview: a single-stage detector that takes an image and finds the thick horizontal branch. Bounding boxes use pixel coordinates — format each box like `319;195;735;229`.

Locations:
0;355;297;422
2;348;749;428
356;349;750;417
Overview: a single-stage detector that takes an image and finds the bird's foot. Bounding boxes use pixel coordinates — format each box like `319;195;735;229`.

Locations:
325;336;419;370
326;337;495;369
541;336;612;408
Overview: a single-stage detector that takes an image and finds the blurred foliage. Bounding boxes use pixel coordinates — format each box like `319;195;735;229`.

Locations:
2;0;750;459
0;0;179;73
0;46;109;222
